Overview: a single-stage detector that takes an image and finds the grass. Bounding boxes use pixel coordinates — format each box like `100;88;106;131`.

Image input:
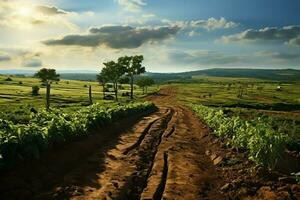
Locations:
0;75;158;123
166;76;300;121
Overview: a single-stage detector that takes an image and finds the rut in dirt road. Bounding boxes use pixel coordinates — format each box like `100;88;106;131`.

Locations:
72;107;175;200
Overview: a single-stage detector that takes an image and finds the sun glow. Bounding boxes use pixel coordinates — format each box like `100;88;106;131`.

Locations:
17;7;33;17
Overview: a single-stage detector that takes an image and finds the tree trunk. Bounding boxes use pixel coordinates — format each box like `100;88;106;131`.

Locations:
89;85;93;105
146;86;148;94
130;75;134;99
142;87;145;94
114;82;118;101
102;84;105;99
46;83;50;110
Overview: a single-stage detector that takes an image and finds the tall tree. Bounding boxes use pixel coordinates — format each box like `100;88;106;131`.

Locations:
102;61;126;101
34;68;60;110
119;55;145;99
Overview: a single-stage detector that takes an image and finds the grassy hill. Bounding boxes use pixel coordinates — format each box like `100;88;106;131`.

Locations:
148;68;300;82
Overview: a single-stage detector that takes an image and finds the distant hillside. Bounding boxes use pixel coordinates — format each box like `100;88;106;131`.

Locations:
147;68;300;82
1;68;300;82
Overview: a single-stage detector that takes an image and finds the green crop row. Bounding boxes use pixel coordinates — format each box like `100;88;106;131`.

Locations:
0;102;156;169
192;105;289;168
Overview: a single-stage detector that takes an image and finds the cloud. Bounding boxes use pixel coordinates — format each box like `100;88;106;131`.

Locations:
256;51;300;60
187;30;200;37
116;0;147;12
23;58;42;67
0;1;77;30
190;17;238;31
35;5;67;15
163;17;238;31
43;25;180;49
169;50;243;66
0;55;11;62
168;49;300;69
219;25;300;46
287;36;300;46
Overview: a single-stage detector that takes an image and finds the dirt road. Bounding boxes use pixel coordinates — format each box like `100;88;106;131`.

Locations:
2;87;298;200
61;87;223;200
0;86;224;200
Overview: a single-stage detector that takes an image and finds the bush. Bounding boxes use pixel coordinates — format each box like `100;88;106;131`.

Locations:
18;81;23;85
32;85;40;96
5;77;12;81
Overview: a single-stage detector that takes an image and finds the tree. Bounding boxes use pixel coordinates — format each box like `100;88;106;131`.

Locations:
97;73;108;99
119;55;145;99
34;68;60;109
102;61;126;101
136;76;155;94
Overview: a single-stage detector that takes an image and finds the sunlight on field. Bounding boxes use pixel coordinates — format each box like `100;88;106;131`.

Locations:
0;75;157;111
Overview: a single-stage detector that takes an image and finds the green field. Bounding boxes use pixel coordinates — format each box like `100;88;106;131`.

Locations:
0;75;157;123
169;76;300;120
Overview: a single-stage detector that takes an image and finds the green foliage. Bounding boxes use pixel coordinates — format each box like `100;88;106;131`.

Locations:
192;105;287;168
137;76;155;94
291;172;300;182
137;77;155;87
99;55;146;100
0;102;156;169
31;85;40;96
34;68;60;83
5;77;12;81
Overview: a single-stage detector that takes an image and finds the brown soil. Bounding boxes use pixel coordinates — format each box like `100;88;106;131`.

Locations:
0;86;299;200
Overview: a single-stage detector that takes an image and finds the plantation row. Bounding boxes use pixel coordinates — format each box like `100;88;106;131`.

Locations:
0;102;156;169
192;105;292;168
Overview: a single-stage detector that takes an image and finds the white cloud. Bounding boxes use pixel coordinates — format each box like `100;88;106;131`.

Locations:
187;30;200;37
190;17;238;31
116;0;147;12
162;17;238;31
0;1;78;31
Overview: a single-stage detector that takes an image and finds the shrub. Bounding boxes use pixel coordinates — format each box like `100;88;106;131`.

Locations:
5;77;12;81
32;85;40;96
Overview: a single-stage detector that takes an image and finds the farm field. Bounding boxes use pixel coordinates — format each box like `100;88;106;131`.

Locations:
0;75;299;199
0;75;157;123
1;1;300;199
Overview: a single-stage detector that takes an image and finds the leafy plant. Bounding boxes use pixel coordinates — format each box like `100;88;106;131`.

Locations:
192;105;287;168
0;102;156;169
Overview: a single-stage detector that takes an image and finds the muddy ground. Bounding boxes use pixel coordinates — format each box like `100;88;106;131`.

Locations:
0;87;299;200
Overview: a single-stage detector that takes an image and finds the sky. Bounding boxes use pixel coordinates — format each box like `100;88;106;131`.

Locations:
0;0;299;72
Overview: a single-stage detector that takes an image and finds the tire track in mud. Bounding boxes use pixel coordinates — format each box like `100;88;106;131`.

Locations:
152;151;168;200
71;107;175;200
123;113;166;155
140;107;179;200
